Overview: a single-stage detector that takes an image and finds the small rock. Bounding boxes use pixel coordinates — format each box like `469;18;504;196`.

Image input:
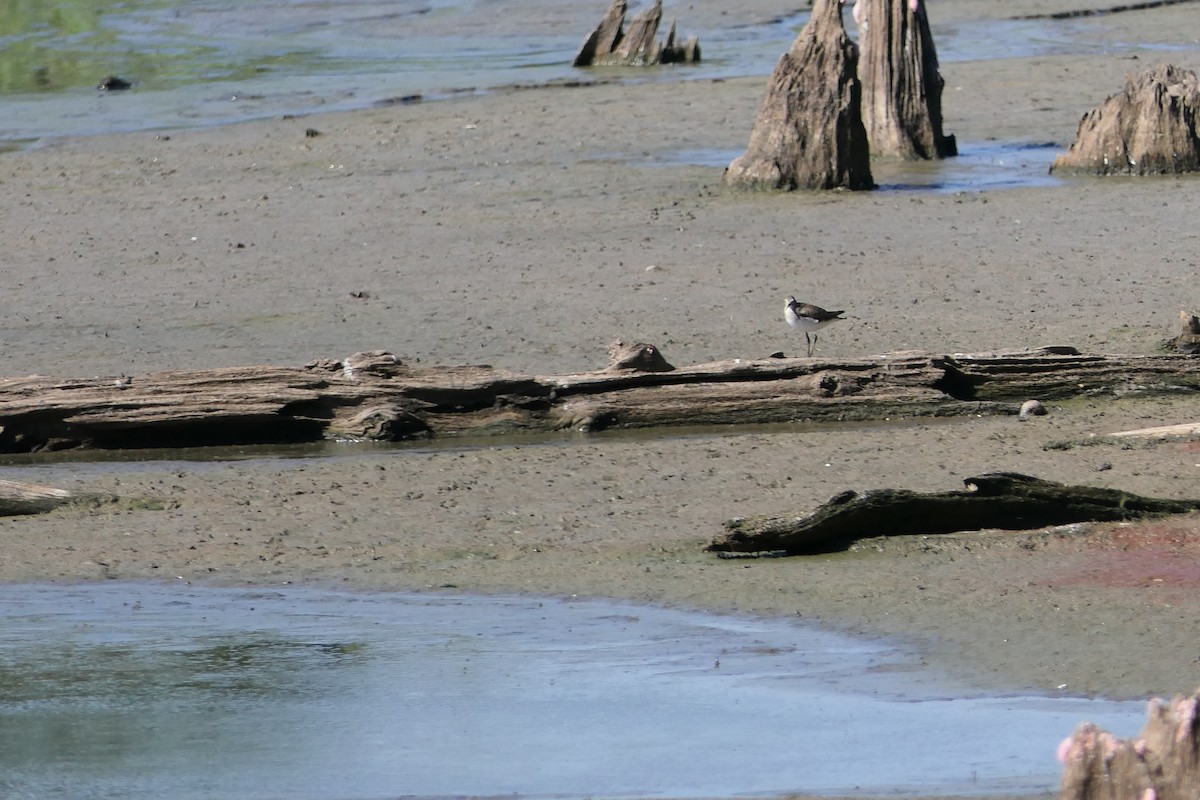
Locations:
1018;399;1047;420
605;339;675;372
97;75;132;91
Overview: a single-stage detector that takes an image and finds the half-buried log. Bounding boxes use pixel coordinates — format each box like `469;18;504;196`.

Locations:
0;479;75;516
711;472;1200;555
3;346;1200;452
1051;63;1200;175
1060;690;1200;800
724;0;873;190
854;0;957;159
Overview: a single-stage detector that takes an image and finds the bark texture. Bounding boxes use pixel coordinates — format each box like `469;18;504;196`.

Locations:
711;472;1200;555
1051;63;1200;175
855;0;956;159
1060;691;1200;800
724;0;873;190
3;347;1200;452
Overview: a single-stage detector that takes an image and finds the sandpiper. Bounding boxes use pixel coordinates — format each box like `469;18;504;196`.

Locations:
784;295;845;357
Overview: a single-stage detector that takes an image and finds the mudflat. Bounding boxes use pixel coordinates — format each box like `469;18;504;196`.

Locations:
3;0;1200;731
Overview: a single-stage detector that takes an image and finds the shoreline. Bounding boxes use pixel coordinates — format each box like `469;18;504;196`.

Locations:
5;392;1200;701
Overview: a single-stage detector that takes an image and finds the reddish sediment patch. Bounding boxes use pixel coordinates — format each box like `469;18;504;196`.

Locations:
1040;518;1200;591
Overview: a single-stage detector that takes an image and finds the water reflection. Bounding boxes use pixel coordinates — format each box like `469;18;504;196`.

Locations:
872;141;1066;192
0;583;1142;800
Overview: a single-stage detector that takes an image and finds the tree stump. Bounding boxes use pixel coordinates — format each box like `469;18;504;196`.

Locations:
724;0;874;191
1060;690;1200;800
855;0;956;159
573;0;699;67
1050;63;1200;175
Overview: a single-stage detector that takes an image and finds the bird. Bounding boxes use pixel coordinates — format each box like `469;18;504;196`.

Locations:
784;296;845;357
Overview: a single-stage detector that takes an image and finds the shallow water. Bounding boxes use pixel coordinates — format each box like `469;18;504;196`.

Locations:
654;141;1065;192
1;0;804;148
0;0;1173;150
0;582;1143;799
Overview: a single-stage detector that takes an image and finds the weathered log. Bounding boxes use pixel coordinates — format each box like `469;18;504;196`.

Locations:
1060;690;1200;800
711;472;1200;555
939;346;1200;401
1051;63;1200;175
855;0;956;159
3;347;1200;453
0;479;74;516
573;0;699;67
724;0;874;191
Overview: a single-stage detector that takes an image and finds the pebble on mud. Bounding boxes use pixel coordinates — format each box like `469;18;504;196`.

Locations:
97;75;132;91
1018;399;1047;420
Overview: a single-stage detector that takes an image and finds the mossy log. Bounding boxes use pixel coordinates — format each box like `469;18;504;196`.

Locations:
711;472;1200;555
1;346;1200;453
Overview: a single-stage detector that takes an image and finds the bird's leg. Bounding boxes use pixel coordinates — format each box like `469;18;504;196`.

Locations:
805;332;813;357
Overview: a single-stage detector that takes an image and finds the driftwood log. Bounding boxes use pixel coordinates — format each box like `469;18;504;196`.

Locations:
1109;421;1200;440
724;0;873;191
0;479;75;516
2;345;1200;452
711;472;1200;555
1060;690;1200;800
855;0;957;159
